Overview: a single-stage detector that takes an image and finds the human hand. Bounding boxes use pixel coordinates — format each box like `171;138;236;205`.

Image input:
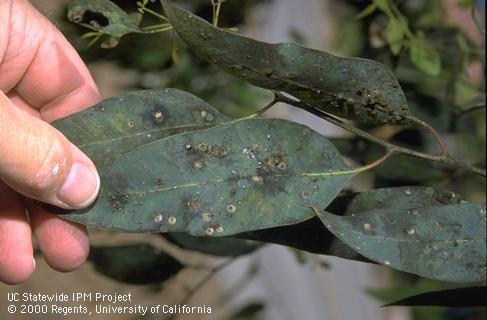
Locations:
0;0;100;284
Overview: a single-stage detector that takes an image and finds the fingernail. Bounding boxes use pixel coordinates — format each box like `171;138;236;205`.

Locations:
57;162;100;208
32;257;36;269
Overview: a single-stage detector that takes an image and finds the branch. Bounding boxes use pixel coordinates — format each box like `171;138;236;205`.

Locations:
275;93;486;177
178;258;237;306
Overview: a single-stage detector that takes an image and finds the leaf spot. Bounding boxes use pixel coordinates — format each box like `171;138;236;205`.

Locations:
197;143;209;152
215;225;224;233
251;176;263;184
153;111;164;124
406;227;416;236
193;159;207;169
384;260;391;266
190;198;201;209
226;204;237;214
205;227;215;236
154;213;163;223
168;216;177;225
202;212;213;222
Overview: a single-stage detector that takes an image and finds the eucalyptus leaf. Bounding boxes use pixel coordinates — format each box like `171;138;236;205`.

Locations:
53;88;230;166
373;0;393;16
368;281;487;307
61;118;354;236
67;0;143;36
354;4;377;20
238;216;365;261
89;244;184;284
386;18;404;55
162;0;413;125
316;187;487;282
382;286;487;307
409;37;442;76
164;233;261;257
239;187;465;259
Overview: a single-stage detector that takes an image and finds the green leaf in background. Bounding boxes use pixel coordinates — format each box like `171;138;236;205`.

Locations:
354;4;377;20
373;0;393;16
53;88;230;166
88;244;184;284
67;0;143;36
409;37;442;76
162;0;413;126
61;118;353;236
386;18;404;55
164;233;261;257
457;0;476;9
316;187;486;282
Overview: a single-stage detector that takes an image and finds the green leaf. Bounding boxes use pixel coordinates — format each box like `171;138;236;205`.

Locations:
53;88;230;166
386;18;404;55
457;0;475;9
162;0;412;125
316;187;487;282
67;0;143;36
164;233;261;256
368;280;487;307
383;286;487;307
409;37;442;76
238;216;365;261
61;118;354;236
373;0;393;16
88;244;183;284
354;4;377;20
239;187;463;259
100;35;121;48
237;194;367;260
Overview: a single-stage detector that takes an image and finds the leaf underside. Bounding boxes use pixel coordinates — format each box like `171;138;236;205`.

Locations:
163;233;261;257
162;0;412;125
89;244;184;284
383;286;487;307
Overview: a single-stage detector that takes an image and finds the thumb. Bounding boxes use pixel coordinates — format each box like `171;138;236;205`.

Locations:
0;91;100;209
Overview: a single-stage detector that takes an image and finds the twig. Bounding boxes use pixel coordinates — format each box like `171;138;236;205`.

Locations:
211;0;223;27
406;115;448;156
178;258;236;306
209;263;258;308
241;93;280;119
275;93;486;177
456;105;486;118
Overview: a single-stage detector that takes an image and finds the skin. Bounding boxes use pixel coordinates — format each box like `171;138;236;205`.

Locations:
0;0;100;284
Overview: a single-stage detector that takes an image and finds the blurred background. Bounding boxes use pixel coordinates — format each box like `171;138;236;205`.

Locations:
1;0;485;319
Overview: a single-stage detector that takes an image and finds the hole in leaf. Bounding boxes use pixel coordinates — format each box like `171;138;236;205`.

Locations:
81;10;110;27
